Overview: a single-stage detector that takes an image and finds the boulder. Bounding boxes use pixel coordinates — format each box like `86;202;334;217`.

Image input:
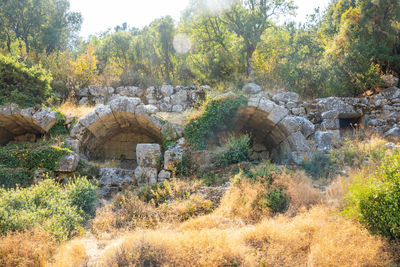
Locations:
272;92;299;103
135;166;158;185
382;76;399;88
65;138;81;153
243;83;262;94
98;168;135;197
171;90;188;106
384;126;400;139
79;97;89;105
158;170;171;183
88;86;105;96
136;144;162;169
161;84;174;96
164;138;186;171
32;108;57;132
382;87;400;99
57;152;80;172
76;88;89;97
314;131;333;153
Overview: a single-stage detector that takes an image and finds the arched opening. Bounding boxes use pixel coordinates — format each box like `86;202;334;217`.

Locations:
0;106;56;145
207;97;310;164
74;99;163;170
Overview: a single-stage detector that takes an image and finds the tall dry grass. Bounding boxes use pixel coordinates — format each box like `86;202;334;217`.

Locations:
0;228;56;267
58;100;95;119
100;206;391;266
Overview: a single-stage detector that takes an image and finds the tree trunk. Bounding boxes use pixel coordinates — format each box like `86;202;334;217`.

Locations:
246;47;255;79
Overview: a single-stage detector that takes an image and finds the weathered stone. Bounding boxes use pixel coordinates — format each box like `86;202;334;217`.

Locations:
98;168;135;197
65;138;81;153
314;131;333;152
252;143;267;152
243;83;262;94
317;97;355;114
164;138;186;171
287;131;309;152
136;144;162;169
33;169;47;184
88;86;105;96
384;126;400;139
272;92;299;103
76;88;89;97
382;87;400;99
143;105;159;114
57;152;80;172
171;90;188;105
32;108;57;132
161;84;174;96
158;170;171;182
172;105;184;113
382;76;399;88
135;166;158;185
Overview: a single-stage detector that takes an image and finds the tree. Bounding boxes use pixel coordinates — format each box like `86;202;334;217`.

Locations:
0;0;81;56
221;0;295;77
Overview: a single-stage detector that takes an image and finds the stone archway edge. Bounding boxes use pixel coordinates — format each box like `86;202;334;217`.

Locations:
247;96;313;163
0;103;57;135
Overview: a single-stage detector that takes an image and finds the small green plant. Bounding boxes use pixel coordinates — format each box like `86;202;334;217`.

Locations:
263;189;288;214
244;160;278;184
184;95;247;150
301;153;337;179
48;110;69;137
343;151;400;240
0;167;31;189
213;134;250;167
0;176;97;241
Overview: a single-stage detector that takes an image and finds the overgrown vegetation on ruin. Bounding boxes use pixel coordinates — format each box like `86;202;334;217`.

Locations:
184;96;247;149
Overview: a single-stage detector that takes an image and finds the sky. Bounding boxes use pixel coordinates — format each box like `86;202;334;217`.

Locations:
69;0;332;38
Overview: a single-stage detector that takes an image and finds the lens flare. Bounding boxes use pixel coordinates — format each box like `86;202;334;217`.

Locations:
173;34;191;54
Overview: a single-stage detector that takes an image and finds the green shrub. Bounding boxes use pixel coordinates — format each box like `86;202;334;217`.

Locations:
48;110;69;137
213;135;250;167
0;55;54;107
244;160;278;184
0;167;31;189
343;151;400;240
263;189;288;214
184;95;247;150
301;153;337;179
0;142;70;171
0;177;97;241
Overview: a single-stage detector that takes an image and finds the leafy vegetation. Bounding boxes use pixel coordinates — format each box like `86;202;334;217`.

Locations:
184;96;247;149
302;153;338;179
48;109;69;137
343;150;400;240
0;55;54;107
0;176;97;241
213;134;250;167
0;142;70;171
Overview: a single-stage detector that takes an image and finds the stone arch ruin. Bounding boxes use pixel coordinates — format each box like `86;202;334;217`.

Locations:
231;96;313;164
0;104;57;145
70;97;169;169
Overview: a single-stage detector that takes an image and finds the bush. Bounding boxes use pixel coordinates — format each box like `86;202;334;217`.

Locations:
0;177;97;241
0;55;54;107
48;110;69;137
184;95;247;150
0;142;70;171
301;153;337;179
263;189;288;214
213;134;251;167
343;151;400;240
0;167;31;189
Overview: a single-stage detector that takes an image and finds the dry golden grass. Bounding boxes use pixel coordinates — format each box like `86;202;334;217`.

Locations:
58;100;95;119
50;239;89;267
0;228;56;267
100;206;391;266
